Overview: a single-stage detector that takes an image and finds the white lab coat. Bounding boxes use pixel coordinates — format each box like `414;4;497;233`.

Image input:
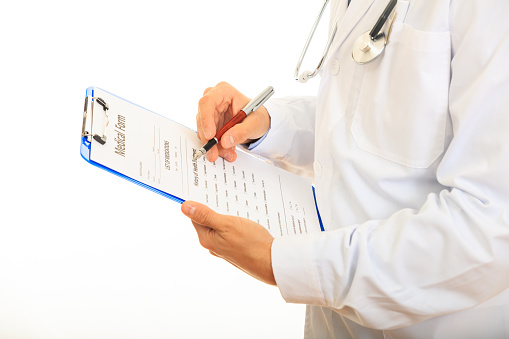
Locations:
253;0;509;337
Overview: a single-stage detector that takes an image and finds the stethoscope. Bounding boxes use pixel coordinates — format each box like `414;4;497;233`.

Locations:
295;0;398;83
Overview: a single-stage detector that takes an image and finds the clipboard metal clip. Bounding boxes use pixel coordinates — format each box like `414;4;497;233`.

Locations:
82;96;109;144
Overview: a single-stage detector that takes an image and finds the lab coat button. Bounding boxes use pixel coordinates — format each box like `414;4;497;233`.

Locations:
330;58;340;76
313;160;322;177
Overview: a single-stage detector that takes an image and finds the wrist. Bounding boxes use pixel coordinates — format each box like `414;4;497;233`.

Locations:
245;105;271;145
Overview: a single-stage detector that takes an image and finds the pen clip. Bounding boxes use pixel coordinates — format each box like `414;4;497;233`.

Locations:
241;86;275;114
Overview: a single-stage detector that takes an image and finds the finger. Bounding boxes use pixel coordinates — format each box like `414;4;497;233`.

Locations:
203;139;236;163
210;141;236;162
206;145;220;163
197;94;219;140
219;146;237;163
198;86;232;140
220;123;250;149
192;221;215;250
220;108;270;148
196;143;235;163
181;201;225;232
196;114;204;143
195;114;222;163
197;82;247;141
196;111;224;163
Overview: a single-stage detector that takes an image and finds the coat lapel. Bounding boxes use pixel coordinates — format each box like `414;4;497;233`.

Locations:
326;0;377;62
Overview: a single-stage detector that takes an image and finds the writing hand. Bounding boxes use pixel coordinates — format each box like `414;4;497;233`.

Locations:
196;82;271;163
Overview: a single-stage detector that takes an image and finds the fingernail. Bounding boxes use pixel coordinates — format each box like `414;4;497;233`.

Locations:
183;204;196;216
223;135;234;148
224;152;233;162
203;128;212;140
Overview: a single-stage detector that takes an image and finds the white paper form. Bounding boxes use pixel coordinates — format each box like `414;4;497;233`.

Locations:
89;88;321;237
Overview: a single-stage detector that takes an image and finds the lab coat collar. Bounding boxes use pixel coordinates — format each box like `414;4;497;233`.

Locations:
325;0;376;68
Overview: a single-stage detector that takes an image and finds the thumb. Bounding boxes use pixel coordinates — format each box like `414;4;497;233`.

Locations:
221;108;270;148
220;122;252;149
181;201;223;231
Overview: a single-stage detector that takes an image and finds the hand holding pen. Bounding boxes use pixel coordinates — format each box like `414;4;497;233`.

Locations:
194;83;274;162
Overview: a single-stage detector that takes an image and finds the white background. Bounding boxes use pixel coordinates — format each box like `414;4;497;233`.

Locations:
0;1;326;338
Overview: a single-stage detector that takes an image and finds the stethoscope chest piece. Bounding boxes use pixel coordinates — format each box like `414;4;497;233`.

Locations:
352;31;386;64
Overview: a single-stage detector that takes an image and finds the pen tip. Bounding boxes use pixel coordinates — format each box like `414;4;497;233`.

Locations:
193;150;204;161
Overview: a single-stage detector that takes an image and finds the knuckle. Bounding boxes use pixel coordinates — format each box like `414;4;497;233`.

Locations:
202;230;217;251
196;208;212;226
196;131;204;143
235;126;248;140
198;95;210;107
202;87;213;96
230;127;246;145
198;237;210;250
216;81;230;88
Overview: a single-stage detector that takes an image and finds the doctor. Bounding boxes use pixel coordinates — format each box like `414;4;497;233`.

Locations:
181;0;509;337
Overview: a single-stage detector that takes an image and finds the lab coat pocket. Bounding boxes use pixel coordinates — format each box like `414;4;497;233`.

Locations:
351;22;451;168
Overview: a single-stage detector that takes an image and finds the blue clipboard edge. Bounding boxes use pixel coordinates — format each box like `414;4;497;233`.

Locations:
312;187;325;232
80;87;323;231
80;87;185;204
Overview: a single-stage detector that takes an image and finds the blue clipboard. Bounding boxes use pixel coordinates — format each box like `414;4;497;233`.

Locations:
80;87;184;204
80;87;324;232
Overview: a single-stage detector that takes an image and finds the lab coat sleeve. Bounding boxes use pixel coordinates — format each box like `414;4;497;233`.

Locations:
249;96;316;176
272;1;509;330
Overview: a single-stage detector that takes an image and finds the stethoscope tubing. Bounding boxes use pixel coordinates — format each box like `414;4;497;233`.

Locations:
295;0;397;82
294;0;335;81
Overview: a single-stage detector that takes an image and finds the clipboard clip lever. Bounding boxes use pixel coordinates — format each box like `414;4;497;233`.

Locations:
82;96;109;144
